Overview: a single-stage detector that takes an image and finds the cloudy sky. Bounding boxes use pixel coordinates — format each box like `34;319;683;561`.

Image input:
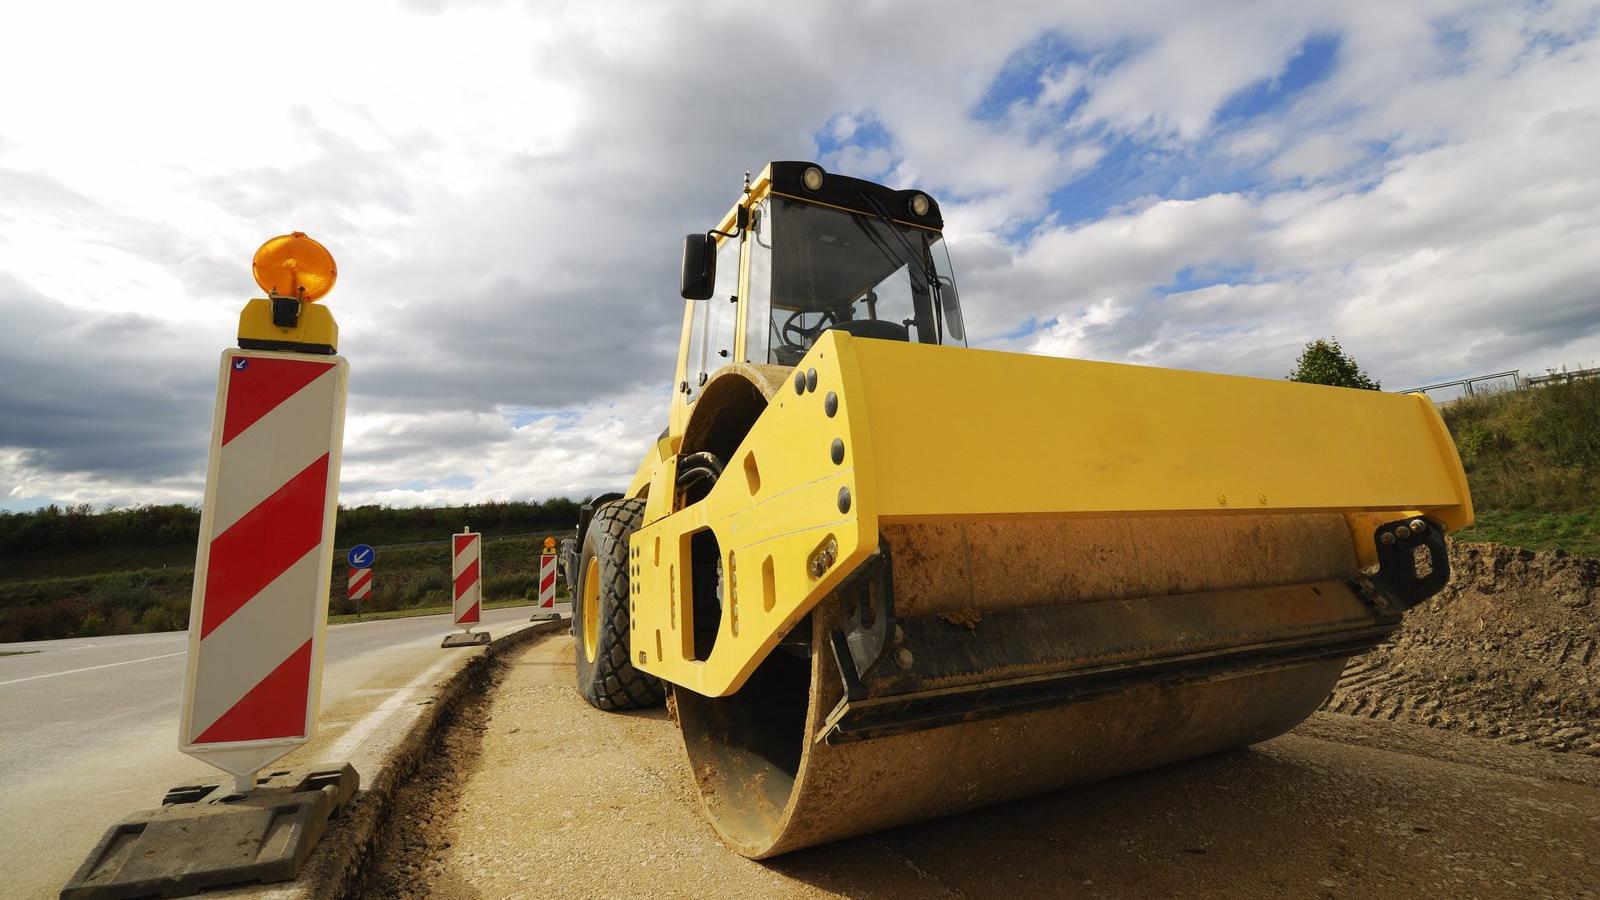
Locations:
3;0;1598;512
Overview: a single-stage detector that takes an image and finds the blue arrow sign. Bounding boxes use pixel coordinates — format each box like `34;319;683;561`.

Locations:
347;544;375;569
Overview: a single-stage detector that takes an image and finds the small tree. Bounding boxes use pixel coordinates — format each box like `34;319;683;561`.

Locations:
1287;337;1380;390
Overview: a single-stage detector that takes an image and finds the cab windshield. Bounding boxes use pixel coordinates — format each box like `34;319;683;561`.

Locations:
745;196;966;366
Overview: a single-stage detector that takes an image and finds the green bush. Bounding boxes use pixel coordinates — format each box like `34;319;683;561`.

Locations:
0;497;587;582
397;570;451;609
1444;375;1600;556
482;573;533;601
1443;376;1600;512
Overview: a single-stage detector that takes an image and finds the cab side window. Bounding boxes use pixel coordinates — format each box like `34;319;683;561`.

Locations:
687;234;740;401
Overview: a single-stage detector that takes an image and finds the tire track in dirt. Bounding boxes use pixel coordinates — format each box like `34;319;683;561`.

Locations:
1323;541;1600;755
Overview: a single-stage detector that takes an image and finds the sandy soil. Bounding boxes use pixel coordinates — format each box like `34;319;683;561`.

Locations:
363;629;1600;900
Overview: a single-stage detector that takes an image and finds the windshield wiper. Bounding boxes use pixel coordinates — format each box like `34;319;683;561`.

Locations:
857;192;946;341
858;193;937;282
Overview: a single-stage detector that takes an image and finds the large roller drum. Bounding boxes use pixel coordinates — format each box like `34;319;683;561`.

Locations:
676;514;1399;857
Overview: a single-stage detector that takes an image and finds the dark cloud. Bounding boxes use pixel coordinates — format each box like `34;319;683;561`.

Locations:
0;275;215;480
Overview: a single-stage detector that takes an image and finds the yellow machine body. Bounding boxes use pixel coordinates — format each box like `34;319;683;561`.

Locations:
587;161;1472;857
629;331;1470;696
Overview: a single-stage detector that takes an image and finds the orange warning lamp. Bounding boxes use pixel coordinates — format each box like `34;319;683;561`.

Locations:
238;232;340;354
252;232;337;302
543;537;558;553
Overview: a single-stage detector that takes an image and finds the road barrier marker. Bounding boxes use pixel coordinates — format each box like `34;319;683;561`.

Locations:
533;536;560;620
348;567;373;602
177;234;351;795
443;528;490;647
69;234;359;899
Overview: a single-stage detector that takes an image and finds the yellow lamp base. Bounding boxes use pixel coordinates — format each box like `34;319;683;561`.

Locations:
237;298;338;354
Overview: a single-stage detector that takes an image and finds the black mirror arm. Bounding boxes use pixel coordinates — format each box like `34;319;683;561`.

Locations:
707;204;749;242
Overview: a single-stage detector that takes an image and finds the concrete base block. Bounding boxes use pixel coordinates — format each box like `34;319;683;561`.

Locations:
61;763;359;900
441;630;492;648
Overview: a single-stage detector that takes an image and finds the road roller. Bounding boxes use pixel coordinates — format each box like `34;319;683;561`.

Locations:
567;161;1474;857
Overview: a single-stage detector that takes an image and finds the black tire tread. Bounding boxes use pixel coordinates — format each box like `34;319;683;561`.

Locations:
576;497;664;711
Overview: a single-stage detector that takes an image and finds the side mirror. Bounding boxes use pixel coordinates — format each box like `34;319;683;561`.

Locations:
680;233;715;300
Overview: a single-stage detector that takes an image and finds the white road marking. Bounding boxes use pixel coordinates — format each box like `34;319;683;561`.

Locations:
321;653;459;762
0;651;187;687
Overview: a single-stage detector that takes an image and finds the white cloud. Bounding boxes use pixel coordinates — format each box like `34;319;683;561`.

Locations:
3;0;1599;509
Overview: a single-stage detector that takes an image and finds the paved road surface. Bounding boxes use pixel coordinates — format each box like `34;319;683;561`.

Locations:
0;605;548;899
371;635;1600;900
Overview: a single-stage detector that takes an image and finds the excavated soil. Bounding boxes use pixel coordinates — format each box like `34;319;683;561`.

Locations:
1324;541;1600;754
356;651;507;899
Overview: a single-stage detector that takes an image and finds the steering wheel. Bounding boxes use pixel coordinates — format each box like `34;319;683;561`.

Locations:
780;308;836;352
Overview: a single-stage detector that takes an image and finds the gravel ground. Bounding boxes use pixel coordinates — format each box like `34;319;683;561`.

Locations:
363;629;1600;900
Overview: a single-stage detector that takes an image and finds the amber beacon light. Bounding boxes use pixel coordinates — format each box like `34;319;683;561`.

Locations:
238;232;340;354
252;231;338;302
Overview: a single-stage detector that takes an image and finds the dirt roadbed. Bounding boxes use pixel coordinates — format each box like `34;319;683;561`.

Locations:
363;631;1600;900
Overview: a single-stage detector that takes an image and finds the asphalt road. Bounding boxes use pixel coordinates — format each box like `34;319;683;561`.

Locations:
0;605;547;899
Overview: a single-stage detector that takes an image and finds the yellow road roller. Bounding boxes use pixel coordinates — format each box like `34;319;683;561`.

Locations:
567;161;1473;857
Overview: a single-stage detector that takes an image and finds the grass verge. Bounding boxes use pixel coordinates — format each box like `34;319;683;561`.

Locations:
1453;508;1600;559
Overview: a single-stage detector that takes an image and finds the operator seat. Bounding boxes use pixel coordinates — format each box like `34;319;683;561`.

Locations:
828;319;910;342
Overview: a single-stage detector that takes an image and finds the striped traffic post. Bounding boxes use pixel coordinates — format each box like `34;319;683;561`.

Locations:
348;566;372;602
444;528;490;647
347;543;374;616
178;233;348;795
532;536;559;620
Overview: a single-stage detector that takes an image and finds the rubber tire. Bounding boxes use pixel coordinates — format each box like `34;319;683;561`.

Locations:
573;497;665;710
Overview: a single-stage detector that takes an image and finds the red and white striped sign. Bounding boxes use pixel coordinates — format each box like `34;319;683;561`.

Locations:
538;552;557;609
348;567;372;601
180;349;348;788
453;530;482;628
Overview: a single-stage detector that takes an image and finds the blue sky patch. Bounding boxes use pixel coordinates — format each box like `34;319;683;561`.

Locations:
502;407;582;429
1158;264;1258;296
1214;34;1340;125
972;31;1095;121
1000;316;1056;341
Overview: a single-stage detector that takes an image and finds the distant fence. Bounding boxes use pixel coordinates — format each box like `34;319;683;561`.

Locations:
1400;366;1600;405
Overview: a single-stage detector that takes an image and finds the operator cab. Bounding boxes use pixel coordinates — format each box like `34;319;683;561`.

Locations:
679;162;966;389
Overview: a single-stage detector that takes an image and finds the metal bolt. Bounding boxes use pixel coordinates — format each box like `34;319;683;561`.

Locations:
896;648;914;669
1380;532;1395;547
838;486;852;513
824;391;838;417
893;624;905;646
793;371;805;395
1394;528;1411;543
806;368;818;392
831;438;844;464
1410;519;1426;534
1218;494;1228;505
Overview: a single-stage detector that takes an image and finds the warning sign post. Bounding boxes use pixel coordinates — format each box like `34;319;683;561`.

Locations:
66;234;359;898
178;233;350;795
178;348;347;792
532;536;560;620
443;528;490;647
